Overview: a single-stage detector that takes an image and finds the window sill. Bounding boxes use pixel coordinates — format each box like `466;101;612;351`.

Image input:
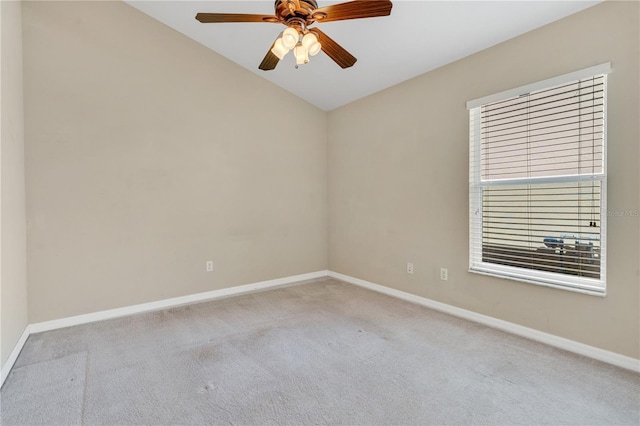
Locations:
469;265;606;297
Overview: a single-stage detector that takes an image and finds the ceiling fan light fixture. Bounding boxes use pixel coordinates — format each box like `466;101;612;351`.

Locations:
294;42;309;65
302;32;321;56
196;0;394;71
271;37;289;60
281;27;299;50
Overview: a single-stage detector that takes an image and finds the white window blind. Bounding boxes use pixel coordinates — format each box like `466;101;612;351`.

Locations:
468;64;609;295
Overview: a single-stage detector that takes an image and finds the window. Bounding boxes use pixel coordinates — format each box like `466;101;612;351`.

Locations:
468;63;609;295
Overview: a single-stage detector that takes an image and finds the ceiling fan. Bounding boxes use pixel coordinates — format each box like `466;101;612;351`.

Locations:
195;0;393;71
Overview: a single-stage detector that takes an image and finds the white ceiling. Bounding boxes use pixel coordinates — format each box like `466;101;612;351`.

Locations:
125;0;602;111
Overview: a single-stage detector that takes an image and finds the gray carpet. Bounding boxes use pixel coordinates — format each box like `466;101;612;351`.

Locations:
1;278;638;425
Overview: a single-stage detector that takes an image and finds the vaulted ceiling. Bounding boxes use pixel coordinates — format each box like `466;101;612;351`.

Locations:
126;1;602;111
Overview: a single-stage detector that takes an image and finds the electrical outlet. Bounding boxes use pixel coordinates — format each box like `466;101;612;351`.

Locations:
440;268;448;281
206;260;214;272
407;262;414;274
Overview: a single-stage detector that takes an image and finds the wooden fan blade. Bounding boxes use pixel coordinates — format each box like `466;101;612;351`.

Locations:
259;40;280;71
309;28;357;69
312;0;392;23
195;13;278;23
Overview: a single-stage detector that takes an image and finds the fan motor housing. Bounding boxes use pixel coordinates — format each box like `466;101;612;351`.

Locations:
275;0;319;25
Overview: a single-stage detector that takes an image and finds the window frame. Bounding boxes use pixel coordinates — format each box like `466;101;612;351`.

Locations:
467;63;610;296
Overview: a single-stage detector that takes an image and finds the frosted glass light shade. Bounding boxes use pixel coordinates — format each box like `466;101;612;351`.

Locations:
282;27;299;50
302;33;321;56
294;43;309;65
271;38;289;60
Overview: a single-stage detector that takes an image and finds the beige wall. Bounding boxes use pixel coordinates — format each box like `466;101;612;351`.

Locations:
15;0;639;361
23;1;327;323
329;1;639;358
1;0;29;367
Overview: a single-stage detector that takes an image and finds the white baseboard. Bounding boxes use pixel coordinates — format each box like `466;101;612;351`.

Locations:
1;326;30;388
328;271;640;373
29;270;328;334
